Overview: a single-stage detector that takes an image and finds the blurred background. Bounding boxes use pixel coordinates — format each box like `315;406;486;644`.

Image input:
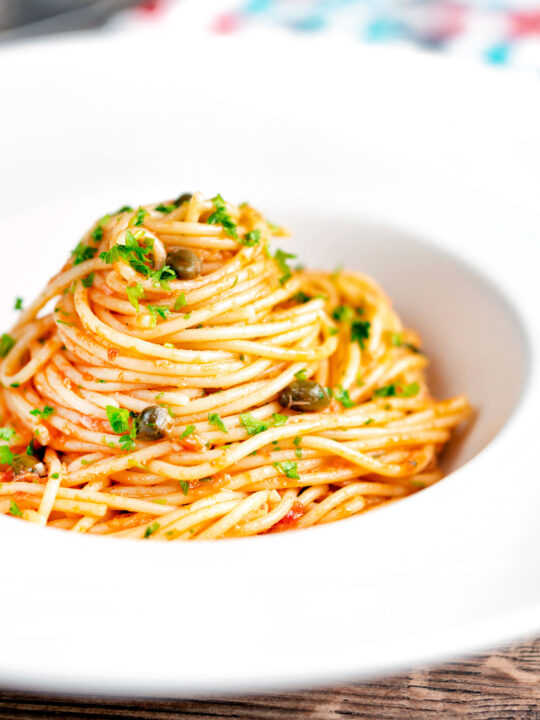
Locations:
1;0;539;70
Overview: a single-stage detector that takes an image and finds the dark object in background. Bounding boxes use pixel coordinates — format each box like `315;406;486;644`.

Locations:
0;0;144;41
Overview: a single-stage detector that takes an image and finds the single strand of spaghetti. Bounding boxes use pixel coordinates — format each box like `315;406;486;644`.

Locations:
64;440;174;486
175;308;321;342
37;451;64;524
319;494;368;524
12;257;104;330
71;516;99;533
298;485;329;508
66;453;107;473
145;219;224;236
165;381;267;417
152;233;238;250
109;471;173;487
74;283;232;362
298;484;370;528
339;340;361;391
322;429;450;448
197;490;276;540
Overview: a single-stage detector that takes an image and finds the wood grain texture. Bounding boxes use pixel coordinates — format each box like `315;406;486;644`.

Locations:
0;638;539;720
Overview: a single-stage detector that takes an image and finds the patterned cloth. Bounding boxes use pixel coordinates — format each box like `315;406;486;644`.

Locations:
210;0;540;70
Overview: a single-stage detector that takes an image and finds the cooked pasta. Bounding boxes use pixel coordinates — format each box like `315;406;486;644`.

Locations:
0;192;471;539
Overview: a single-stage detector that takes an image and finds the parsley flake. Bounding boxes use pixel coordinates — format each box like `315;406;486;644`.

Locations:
240;413;269;436
9;500;22;517
144;522;160;538
334;387;355;408
126;283;144;311
0;335;15;357
240;229;261;247
207;194;238;238
72;242;97;265
272;460;300;479
208;413;228;433
179;480;190;495
14;297;23;311
274;249;296;285
180;425;195;439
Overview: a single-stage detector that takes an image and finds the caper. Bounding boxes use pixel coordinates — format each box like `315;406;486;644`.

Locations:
278;380;330;413
166;248;202;280
13;455;39;476
137;405;171;441
174;193;193;207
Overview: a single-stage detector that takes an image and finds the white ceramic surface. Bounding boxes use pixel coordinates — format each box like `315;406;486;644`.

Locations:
0;30;539;697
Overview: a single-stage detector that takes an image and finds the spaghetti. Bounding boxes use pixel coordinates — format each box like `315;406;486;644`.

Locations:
0;193;471;539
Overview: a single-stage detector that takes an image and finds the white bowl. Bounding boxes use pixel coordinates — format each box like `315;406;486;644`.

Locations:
0;30;539;696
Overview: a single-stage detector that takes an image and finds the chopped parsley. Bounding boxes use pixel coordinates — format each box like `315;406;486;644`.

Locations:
334;387;355;408
208;413;228;433
174;293;187;311
271;413;288;427
272;460;300;479
374;382;420;399
293;291;311;304
180;424;195;439
0;427;15;442
14;297;23;311
207;194;238;238
294;369;307;380
116;205;133;214
90;214;111;243
30;406;55;419
72;241;97;265
10;383;20;388
9;500;22;517
144;522;160;538
82;273;95;288
351;320;371;349
179;480;190;495
132;207;147;227
389;332;403;346
126;283;144;311
155;203;175;214
0;446;14;465
332;305;355;323
274;249;296;285
51;473;60;479
364;418;375;425
240;229;261;247
147;305;170;326
293;436;302;459
106;405;137;451
240;413;269;436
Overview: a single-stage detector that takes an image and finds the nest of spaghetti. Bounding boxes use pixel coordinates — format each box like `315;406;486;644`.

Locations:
0;192;472;539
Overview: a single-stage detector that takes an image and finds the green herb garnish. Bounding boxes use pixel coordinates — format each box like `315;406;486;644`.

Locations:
207;194;238;238
272;460;300;479
240;413;269;436
208;413;228;433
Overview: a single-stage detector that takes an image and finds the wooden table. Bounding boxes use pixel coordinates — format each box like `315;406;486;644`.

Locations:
1;638;539;719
